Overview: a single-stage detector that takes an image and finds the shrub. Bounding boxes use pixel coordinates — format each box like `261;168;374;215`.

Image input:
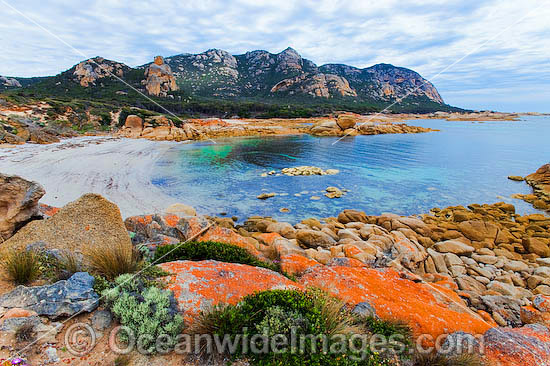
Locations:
84;241;141;280
192;289;391;366
362;316;413;358
153;241;280;273
2;248;41;285
102;274;184;354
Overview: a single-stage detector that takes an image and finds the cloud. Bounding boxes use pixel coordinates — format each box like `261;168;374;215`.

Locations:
0;0;549;111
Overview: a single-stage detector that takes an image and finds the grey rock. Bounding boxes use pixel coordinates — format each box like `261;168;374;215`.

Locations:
439;331;481;357
45;347;59;363
0;272;99;319
480;295;522;327
91;310;112;331
352;301;377;318
0;316;61;344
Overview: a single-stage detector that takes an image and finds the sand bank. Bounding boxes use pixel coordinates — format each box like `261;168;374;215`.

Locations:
0;137;182;217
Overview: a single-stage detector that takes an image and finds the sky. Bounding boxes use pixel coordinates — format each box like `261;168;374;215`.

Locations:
0;0;549;112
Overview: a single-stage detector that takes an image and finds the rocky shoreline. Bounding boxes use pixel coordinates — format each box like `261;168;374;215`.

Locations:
0;172;549;365
1;96;523;146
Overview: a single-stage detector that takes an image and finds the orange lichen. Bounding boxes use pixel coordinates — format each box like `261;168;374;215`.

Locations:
199;226;260;257
484;325;550;366
280;254;320;275
343;244;362;258
39;203;60;217
255;232;283;246
163;214;180;228
159;260;300;324
299;265;492;341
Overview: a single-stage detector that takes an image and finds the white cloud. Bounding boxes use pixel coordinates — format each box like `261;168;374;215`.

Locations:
0;0;549;111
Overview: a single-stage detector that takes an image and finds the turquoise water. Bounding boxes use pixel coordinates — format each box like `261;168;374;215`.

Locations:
152;116;550;222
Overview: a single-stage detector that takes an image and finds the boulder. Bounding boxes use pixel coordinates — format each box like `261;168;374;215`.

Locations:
296;229;337;248
0;272;98;319
336;115;357;130
159;260;299;323
300;265;491;340
124;115;143;129
523;237;550;257
433;240;475;255
457;220;499;242
165;203;197;217
484;324;550;366
279;254;320;275
125;214;211;246
265;221;296;239
0;315;60;345
0;174;45;241
1;194;131;255
142;56;179;97
337;209;368;224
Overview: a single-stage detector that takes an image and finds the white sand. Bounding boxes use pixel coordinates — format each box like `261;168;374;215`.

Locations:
0;136;183;218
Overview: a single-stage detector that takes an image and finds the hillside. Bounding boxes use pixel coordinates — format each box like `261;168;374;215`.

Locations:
3;48;462;116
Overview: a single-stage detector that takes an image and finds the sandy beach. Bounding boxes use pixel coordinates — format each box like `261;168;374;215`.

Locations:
0;137;184;217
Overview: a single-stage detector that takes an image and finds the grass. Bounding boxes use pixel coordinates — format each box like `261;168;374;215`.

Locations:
15;323;35;343
84;241;141;280
413;353;486;366
2;248;41;285
114;355;131;366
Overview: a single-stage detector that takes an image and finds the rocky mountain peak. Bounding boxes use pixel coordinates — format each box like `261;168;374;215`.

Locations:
142;56;178;97
0;76;21;88
72;57;127;87
276;47;304;74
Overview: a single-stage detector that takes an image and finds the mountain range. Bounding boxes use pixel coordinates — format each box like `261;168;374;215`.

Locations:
1;47;459;115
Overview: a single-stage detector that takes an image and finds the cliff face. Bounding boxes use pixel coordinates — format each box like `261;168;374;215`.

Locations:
142;56;178;97
72;57;129;87
8;47;447;108
162;47;444;103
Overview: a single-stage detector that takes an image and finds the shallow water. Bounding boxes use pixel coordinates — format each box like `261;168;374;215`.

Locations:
152;116;550;222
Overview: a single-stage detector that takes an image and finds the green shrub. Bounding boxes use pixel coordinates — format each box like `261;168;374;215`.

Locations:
153;241;280;273
192;289;391;366
102;274;184;354
2;248;41;285
362;316;413;358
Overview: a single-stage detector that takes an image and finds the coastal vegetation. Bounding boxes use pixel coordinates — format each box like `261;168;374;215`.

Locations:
2;248;41;285
153;240;287;276
102;273;185;353
191;288;405;366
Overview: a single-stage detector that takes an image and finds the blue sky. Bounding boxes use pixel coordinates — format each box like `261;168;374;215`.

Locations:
1;0;549;112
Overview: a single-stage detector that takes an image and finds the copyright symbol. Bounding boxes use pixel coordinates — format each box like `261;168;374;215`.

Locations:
64;323;96;356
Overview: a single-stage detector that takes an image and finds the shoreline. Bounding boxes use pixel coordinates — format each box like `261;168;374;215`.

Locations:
0;136;183;217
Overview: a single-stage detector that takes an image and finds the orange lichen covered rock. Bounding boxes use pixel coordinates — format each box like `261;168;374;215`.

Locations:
159;260;300;323
199;226;260;257
254;232;283;246
1;308;38;321
280;254;320;275
484;324;550;366
299;265;491;340
39;203;60;218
